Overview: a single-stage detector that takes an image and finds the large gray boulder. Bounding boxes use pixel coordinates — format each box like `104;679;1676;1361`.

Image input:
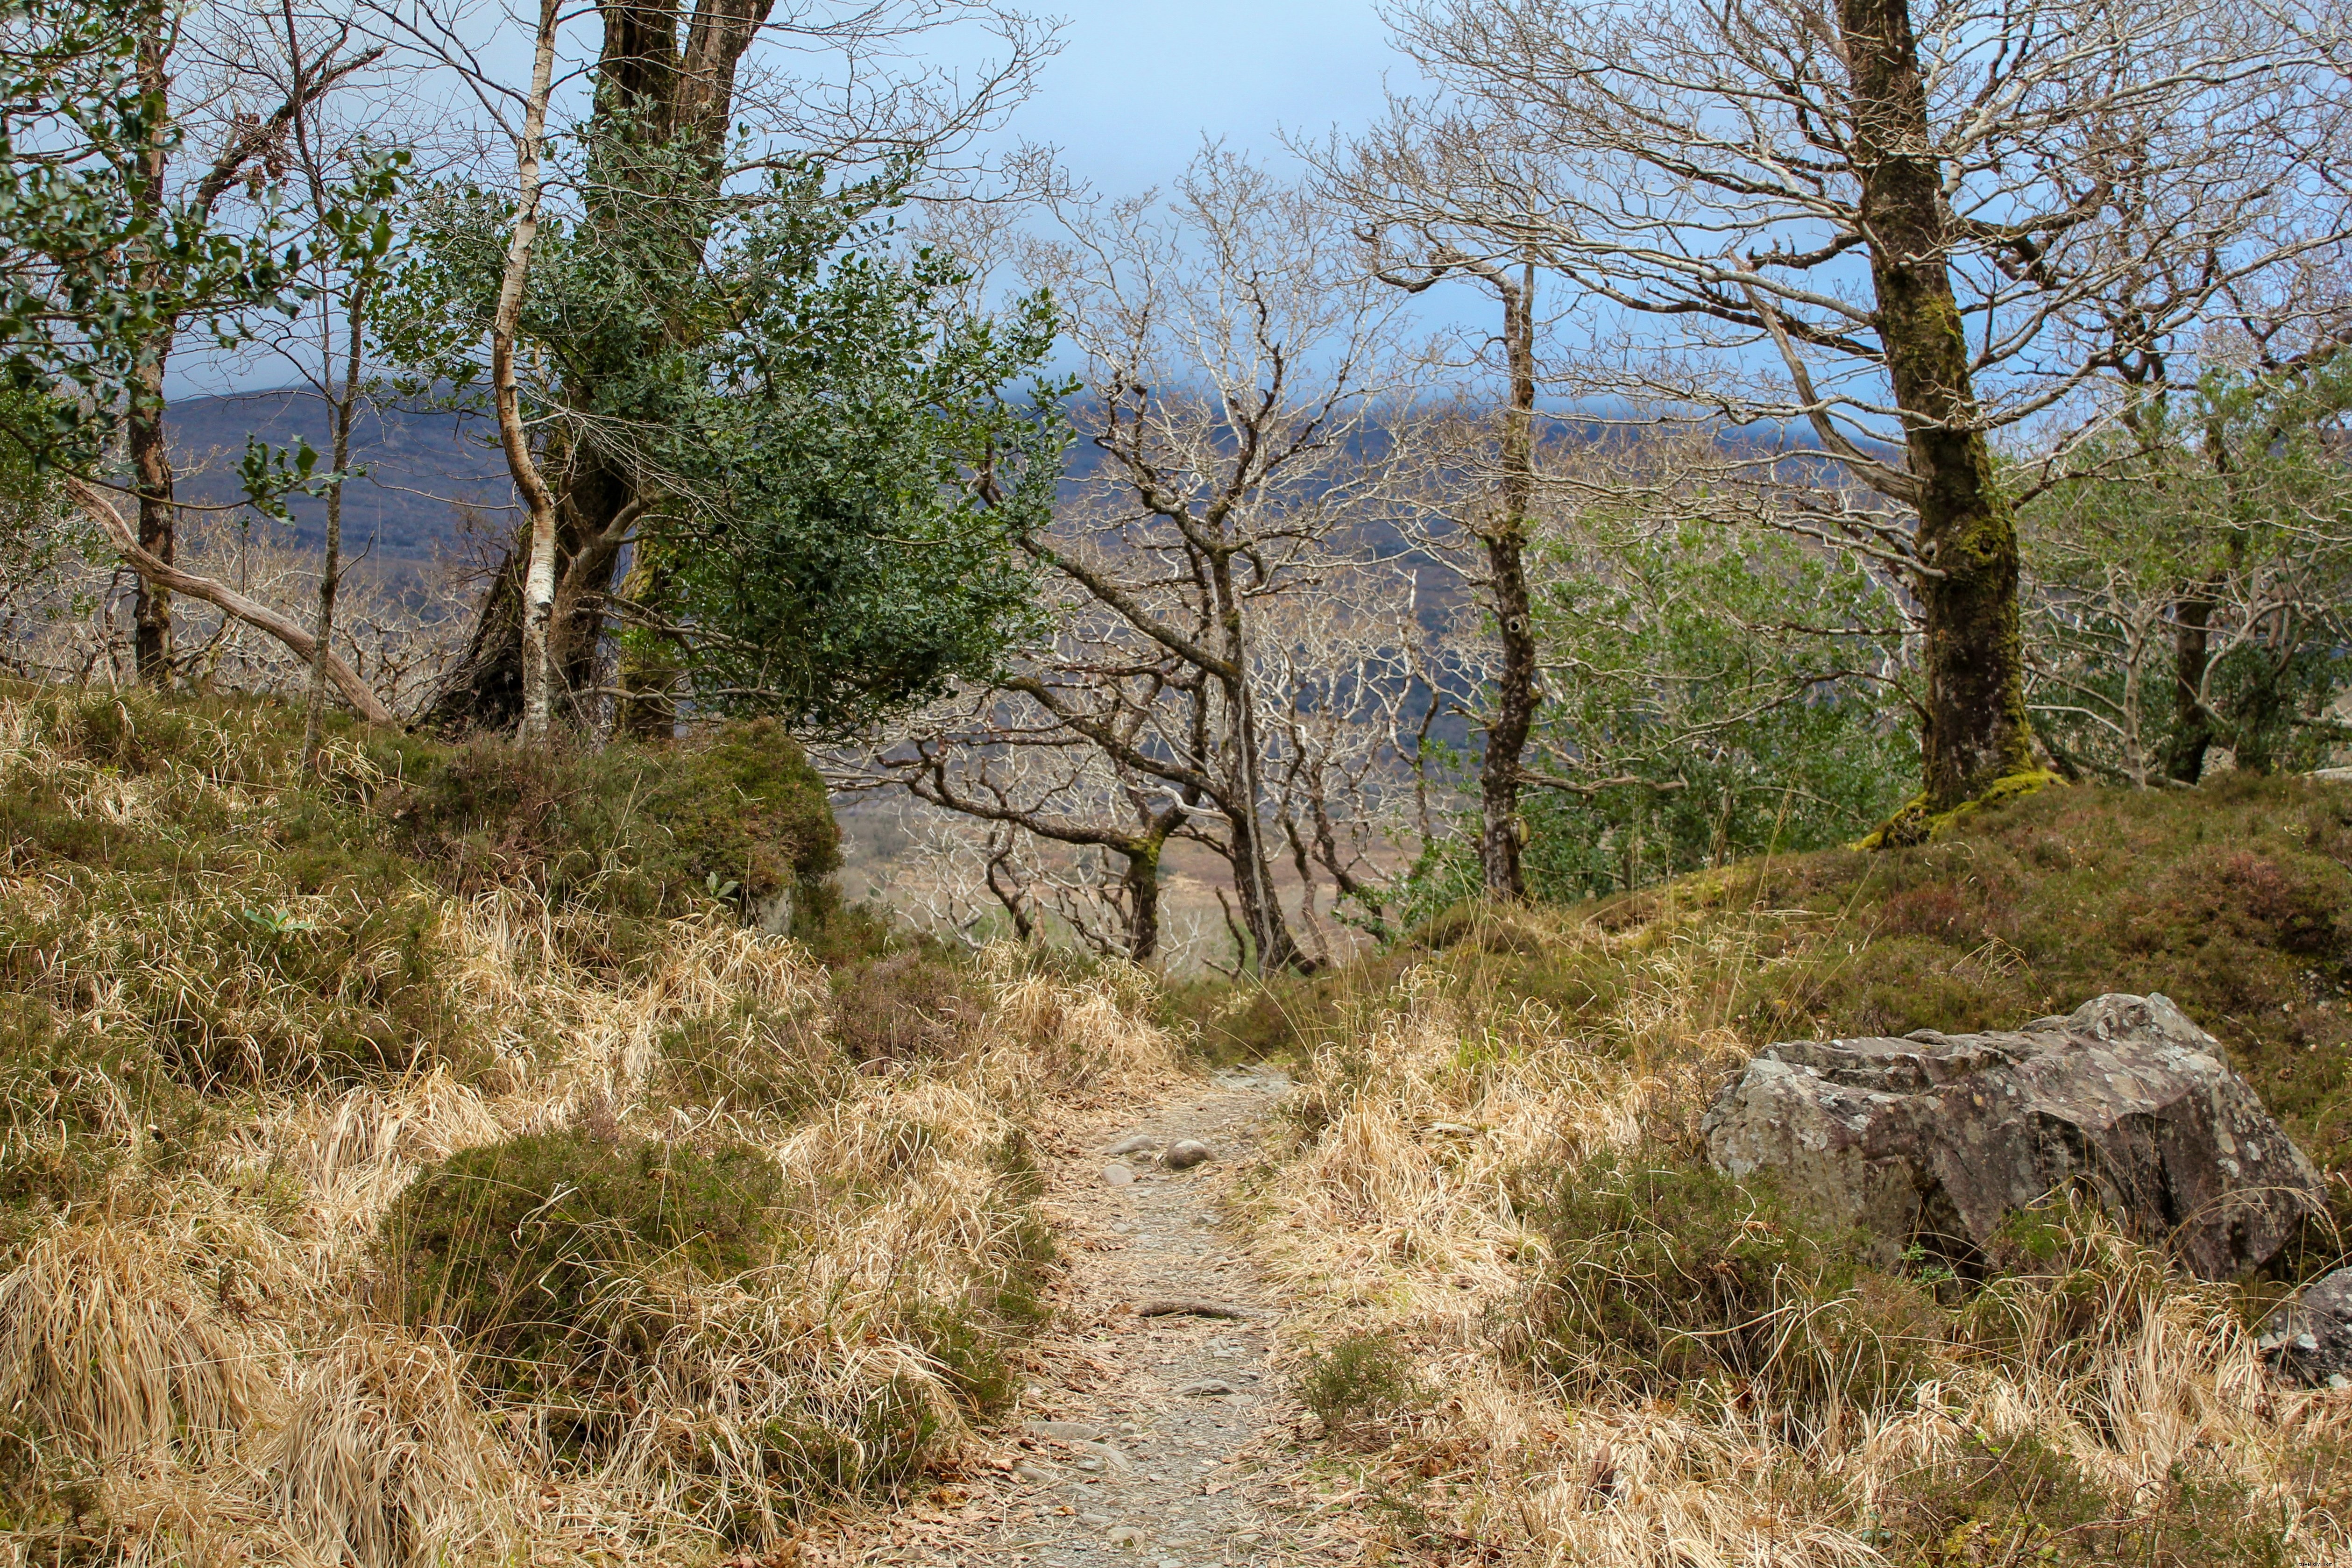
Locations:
2257;1267;2352;1388
1701;994;2324;1279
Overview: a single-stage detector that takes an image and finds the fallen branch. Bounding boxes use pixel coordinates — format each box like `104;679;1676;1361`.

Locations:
66;476;397;728
1132;1298;1257;1320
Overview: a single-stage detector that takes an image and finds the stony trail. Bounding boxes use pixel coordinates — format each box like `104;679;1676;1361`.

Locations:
833;1065;1349;1568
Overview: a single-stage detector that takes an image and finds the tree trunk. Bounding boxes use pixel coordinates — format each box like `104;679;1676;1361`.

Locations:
127;379;176;683
129;9;175;684
1839;0;2034;811
423;0;778;734
614;542;680;740
303;272;366;765
495;0;564;746
1480;263;1539;898
301;386;351;763
2165;596;2214;784
1121;836;1164;964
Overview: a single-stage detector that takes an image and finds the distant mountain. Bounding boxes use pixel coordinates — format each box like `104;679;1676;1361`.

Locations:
167;389;512;564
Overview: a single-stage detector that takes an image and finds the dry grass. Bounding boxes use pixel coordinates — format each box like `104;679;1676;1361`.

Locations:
0;688;1183;1564
1241;902;2352;1567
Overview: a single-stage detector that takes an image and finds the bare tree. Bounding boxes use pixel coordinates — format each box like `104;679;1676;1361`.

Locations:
858;152;1426;972
1357;0;2352;828
114;0;383;682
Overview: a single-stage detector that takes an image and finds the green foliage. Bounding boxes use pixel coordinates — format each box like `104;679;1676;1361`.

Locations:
1404;524;1914;921
1295;1329;1430;1444
1523;1148;1941;1418
377;143;1062;733
0;0;332;498
382;1128;790;1400
2022;358;2352;785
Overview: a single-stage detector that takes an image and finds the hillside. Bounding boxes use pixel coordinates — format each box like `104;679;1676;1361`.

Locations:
165;390;510;566
1207;773;2352;1565
7;695;2352;1568
0;686;1181;1562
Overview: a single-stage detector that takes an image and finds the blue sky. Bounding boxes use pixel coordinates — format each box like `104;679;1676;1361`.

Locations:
1004;0;1403;192
182;0;1422;397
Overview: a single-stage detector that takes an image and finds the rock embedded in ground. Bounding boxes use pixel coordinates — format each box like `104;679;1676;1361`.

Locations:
1702;992;2324;1279
1106;1133;1159;1156
1161;1139;1213;1170
2258;1268;2352;1388
1175;1378;1235;1396
1101;1163;1136;1187
1069;1439;1133;1472
1031;1420;1101;1441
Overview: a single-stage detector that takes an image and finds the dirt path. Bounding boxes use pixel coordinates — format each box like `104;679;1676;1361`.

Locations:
836;1064;1343;1568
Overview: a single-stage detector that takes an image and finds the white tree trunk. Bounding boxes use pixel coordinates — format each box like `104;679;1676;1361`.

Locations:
495;0;563;745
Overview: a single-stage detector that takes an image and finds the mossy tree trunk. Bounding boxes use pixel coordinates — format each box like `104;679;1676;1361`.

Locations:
1839;0;2035;810
2166;596;2215;784
1479;262;1539;899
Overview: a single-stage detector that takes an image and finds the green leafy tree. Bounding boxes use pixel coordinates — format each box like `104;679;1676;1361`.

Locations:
2023;356;2352;784
376;0;1058;742
1402;521;1915;915
380;151;1060;737
0;0;390;712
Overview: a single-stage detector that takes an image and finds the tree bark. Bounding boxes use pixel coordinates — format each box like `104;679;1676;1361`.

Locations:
422;0;779;732
1480;262;1538;898
128;8;175;684
1121;835;1165;964
301;348;355;764
2165;596;2214;784
493;0;564;746
1212;548;1309;974
1839;0;2035;811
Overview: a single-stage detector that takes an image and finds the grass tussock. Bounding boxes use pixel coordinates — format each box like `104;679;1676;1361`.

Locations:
1238;781;2352;1567
0;685;1181;1564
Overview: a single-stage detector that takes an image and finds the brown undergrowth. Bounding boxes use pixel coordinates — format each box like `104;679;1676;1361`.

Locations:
1233;834;2352;1566
0;687;1180;1566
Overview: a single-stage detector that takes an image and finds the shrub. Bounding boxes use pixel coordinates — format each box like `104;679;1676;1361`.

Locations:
1521;1148;1945;1422
652;1001;844;1119
381;1128;790;1402
1868;1433;2292;1567
828;951;976;1064
0;997;212;1220
1296;1329;1430;1446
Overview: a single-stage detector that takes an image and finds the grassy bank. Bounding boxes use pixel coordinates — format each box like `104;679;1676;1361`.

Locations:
1231;774;2352;1566
0;687;1178;1565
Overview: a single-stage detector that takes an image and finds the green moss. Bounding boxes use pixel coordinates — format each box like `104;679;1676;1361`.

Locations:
383;718;838;924
381;1128;791;1400
1856;767;2065;850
